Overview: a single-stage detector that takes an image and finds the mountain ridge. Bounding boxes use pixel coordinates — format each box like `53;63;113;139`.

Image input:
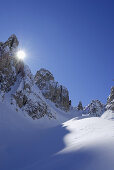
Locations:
0;35;113;120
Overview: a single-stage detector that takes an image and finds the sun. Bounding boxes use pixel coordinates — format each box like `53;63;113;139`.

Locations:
16;50;26;60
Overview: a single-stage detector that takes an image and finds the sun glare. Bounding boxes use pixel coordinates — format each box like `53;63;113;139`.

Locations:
16;50;26;60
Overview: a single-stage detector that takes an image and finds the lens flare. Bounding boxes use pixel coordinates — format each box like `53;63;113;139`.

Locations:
16;50;26;60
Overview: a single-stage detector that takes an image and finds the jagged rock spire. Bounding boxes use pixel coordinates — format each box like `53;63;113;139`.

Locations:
5;34;19;49
0;34;19;57
0;35;22;94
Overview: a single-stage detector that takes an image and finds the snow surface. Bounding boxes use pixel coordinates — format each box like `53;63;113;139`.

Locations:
0;101;114;170
101;110;114;121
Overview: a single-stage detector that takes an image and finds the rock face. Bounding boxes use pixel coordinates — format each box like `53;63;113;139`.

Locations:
0;34;19;56
13;66;54;119
106;86;114;111
84;100;105;117
0;34;24;97
0;35;55;119
35;68;70;111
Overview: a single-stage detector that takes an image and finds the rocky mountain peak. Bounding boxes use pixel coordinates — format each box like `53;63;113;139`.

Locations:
5;34;19;49
0;34;19;57
35;68;54;87
35;68;70;111
84;100;105;116
0;35;25;95
13;65;54;119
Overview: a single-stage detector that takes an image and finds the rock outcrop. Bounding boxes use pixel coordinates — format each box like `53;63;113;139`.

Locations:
35;68;70;111
106;86;114;111
13;66;54;119
84;100;105;117
0;34;24;96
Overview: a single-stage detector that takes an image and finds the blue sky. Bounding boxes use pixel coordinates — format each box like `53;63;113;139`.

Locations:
0;0;114;106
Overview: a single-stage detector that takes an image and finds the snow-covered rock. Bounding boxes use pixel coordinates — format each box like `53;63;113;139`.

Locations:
0;34;24;97
0;34;19;56
106;86;114;111
13;66;55;119
83;100;105;117
35;68;70;111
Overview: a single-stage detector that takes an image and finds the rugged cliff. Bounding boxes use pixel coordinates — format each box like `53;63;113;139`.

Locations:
35;68;70;111
83;100;105;116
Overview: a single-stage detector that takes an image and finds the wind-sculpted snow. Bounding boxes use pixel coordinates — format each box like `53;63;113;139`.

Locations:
102;110;114;121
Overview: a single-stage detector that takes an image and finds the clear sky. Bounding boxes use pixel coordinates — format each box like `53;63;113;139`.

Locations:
0;0;114;106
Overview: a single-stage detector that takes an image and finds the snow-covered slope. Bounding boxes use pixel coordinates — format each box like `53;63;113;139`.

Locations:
0;101;114;170
102;110;114;121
